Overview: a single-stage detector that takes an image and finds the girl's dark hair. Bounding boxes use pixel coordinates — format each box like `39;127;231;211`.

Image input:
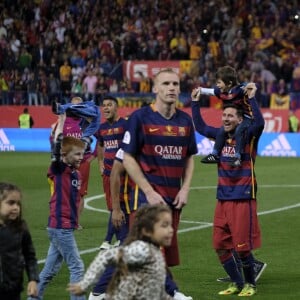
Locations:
216;65;238;87
124;204;172;246
107;204;172;295
0;182;24;230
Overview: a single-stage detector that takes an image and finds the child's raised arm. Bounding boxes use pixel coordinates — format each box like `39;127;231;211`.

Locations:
54;113;66;141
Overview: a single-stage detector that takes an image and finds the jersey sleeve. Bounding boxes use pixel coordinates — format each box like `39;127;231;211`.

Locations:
97;124;104;146
115;148;124;162
185;115;198;156
22;224;39;283
248;97;265;137
79;247;119;291
191;101;219;139
200;87;215;96
122;110;142;156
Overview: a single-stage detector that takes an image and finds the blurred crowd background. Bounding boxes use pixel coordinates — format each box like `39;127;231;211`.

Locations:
0;0;299;109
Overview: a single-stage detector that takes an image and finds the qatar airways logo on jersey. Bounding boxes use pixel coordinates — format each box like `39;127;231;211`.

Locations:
66;132;82;139
104;139;119;149
221;145;236;158
154;145;183;160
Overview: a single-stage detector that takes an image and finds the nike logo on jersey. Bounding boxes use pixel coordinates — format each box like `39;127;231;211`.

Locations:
149;128;159;132
237;243;246;248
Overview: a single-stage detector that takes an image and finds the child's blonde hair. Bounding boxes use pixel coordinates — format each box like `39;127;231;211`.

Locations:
61;136;85;154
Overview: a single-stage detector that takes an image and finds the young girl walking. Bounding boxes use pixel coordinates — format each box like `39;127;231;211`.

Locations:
68;204;175;299
0;182;39;300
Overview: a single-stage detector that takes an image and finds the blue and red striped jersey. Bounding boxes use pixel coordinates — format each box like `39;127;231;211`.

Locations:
114;148;133;214
192;97;265;201
122;104;197;207
47;161;82;229
97;117;127;176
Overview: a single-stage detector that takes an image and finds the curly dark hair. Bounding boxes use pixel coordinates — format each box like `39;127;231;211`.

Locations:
107;204;172;295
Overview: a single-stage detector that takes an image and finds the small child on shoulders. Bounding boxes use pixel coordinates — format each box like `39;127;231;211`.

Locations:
198;66;253;167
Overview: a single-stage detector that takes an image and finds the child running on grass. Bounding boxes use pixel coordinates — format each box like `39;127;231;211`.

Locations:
68;204;175;300
28;113;86;300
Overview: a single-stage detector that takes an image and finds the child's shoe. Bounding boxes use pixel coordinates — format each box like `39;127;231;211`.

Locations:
174;291;193;300
113;240;121;248
88;292;106;300
99;241;111;251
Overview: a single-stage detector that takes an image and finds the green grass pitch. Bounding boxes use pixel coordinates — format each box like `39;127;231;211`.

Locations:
1;152;299;300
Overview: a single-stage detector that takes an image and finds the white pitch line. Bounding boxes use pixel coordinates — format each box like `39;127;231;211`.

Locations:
176;203;300;235
180;220;210;224
37;185;300;264
84;195;109;213
258;203;300;215
178;223;213;233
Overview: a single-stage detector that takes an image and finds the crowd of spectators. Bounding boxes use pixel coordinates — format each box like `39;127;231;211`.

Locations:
0;0;299;108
